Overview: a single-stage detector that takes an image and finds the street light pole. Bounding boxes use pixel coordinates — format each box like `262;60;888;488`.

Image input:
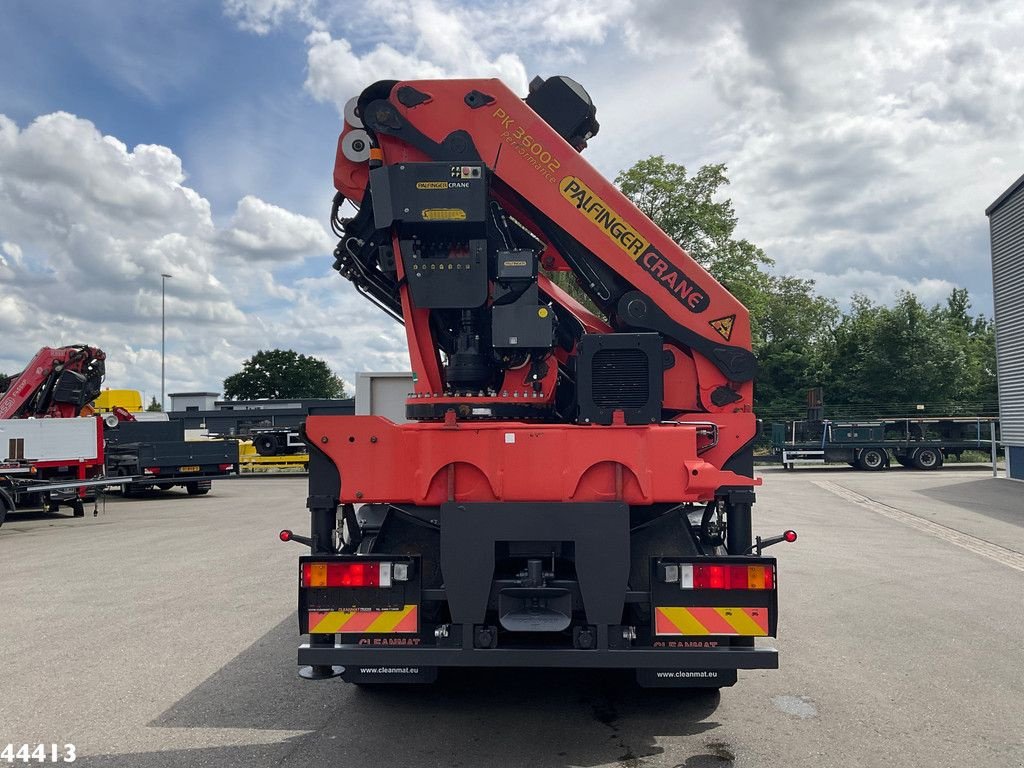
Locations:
161;273;172;411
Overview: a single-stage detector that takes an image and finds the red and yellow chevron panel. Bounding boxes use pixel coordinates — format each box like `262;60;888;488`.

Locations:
308;605;418;634
655;606;768;636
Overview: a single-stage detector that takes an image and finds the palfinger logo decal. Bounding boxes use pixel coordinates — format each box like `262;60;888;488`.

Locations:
308;605;419;634
709;314;736;341
560;176;649;258
654;606;768;636
560;176;710;313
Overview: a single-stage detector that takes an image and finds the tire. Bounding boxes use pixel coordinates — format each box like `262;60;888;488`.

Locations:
155;483;175;491
0;498;8;528
253;434;280;457
912;447;943;470
856;447;887;471
185;482;210;496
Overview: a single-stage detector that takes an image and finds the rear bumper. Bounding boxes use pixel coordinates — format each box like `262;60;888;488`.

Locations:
298;643;778;670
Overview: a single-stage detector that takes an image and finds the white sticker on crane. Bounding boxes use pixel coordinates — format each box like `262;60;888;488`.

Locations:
505;433;515;444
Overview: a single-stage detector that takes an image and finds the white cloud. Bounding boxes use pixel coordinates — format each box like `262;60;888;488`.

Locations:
220;195;332;261
795;269;957;310
0;110;407;396
223;0;322;35
303;1;531;116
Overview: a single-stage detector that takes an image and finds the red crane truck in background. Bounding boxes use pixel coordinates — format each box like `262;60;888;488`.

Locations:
282;76;795;688
0;345;108;522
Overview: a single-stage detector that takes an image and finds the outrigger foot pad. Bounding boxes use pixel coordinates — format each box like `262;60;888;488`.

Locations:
299;665;344;680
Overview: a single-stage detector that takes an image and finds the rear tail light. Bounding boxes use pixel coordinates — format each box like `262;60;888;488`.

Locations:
301;560;412;588
144;467;159;475
664;563;774;590
219;463;234;471
303;561;379;587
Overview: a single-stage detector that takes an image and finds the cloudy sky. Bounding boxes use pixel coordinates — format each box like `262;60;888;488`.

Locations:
1;0;1021;402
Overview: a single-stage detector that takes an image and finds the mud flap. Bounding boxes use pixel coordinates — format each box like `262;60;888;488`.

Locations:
636;668;737;689
340;665;438;685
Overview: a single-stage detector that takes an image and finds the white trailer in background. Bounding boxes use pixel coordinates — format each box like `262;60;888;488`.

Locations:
0;417;110;526
0;417;100;463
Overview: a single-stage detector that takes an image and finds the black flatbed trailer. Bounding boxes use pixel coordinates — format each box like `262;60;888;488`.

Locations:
104;421;239;495
771;416;999;470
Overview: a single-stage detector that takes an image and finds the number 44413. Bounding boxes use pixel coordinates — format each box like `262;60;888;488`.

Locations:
1;745;75;763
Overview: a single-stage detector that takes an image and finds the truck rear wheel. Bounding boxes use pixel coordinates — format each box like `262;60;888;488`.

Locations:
856;448;887;471
0;498;8;528
912;447;943;470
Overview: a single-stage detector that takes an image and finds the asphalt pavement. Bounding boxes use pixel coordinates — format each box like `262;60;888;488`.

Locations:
1;468;1021;767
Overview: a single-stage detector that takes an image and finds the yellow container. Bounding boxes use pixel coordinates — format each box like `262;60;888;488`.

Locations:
93;389;144;412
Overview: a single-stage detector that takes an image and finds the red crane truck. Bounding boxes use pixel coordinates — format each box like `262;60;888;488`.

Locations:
281;76;795;688
0;345;108;521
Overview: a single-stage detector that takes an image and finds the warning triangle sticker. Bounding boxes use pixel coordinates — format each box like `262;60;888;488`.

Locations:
709;314;736;341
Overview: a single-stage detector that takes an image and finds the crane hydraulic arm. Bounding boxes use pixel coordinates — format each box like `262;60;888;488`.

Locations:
0;345;106;420
288;76;791;689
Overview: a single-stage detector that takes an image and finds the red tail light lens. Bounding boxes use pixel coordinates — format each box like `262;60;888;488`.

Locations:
691;563;774;590
219;463;234;471
302;561;380;587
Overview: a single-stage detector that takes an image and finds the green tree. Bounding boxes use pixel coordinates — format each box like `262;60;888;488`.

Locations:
754;276;839;414
933;288;998;411
146;396;162;412
615;156;774;315
223;349;347;400
828;292;965;411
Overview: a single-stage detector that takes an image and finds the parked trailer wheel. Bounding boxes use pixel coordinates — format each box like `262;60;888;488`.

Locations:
912;447;943;470
0;497;8;528
185;481;210;496
253;434;280;457
155;483;175;491
856;447;887;471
